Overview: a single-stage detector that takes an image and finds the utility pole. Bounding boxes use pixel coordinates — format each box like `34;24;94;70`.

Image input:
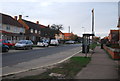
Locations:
92;8;94;35
82;27;85;34
92;8;94;44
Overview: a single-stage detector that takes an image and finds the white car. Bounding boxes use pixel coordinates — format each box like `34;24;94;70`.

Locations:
65;40;75;44
50;39;59;46
15;40;33;50
37;40;49;47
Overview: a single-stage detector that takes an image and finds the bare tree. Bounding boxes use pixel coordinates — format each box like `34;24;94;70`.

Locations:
50;24;63;31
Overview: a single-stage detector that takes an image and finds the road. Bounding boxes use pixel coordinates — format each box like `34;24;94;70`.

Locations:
2;44;81;76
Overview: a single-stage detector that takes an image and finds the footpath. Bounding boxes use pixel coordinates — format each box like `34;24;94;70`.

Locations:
75;46;119;79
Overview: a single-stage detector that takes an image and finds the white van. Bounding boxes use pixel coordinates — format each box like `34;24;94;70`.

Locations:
50;39;59;46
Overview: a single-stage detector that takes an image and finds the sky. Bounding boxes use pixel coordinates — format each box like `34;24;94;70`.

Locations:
0;0;120;38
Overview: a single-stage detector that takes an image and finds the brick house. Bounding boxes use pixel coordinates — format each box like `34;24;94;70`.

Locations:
0;13;25;43
18;15;42;44
108;30;119;44
117;17;120;46
55;31;64;40
63;33;74;40
18;15;58;44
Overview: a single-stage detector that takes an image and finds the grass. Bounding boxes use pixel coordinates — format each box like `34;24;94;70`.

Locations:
13;56;91;80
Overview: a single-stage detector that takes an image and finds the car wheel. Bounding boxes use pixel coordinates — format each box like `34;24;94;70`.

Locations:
23;47;26;50
15;47;17;50
31;47;33;49
5;48;9;52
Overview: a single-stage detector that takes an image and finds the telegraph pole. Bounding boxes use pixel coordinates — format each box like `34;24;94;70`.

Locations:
92;8;94;43
92;8;94;36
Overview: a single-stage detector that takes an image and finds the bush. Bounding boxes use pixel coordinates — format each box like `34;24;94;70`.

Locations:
90;43;97;50
107;43;120;49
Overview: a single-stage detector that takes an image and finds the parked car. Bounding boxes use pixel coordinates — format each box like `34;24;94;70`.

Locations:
50;39;59;46
37;40;49;47
15;40;33;50
65;40;75;44
0;39;15;48
0;42;9;52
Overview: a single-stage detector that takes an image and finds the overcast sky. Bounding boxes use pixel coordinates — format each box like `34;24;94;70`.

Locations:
0;0;119;38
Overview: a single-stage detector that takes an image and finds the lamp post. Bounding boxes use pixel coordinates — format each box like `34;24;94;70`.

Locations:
68;26;70;33
82;27;85;34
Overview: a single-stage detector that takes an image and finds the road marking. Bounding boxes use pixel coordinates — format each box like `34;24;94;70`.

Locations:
1;50;82;77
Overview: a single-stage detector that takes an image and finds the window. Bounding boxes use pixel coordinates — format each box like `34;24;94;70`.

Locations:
30;29;33;33
35;30;37;33
20;28;24;33
6;26;10;30
14;27;17;32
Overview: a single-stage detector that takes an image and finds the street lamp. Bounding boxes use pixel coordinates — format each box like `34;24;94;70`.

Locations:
82;27;85;34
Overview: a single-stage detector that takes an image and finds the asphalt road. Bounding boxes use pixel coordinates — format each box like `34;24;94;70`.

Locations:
2;44;81;67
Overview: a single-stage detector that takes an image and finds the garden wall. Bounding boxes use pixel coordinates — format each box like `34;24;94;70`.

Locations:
103;45;120;59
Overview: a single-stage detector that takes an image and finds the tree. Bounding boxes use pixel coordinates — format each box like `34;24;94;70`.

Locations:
70;34;78;41
50;24;63;31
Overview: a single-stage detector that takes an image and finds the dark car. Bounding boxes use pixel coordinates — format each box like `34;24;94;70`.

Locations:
0;39;15;48
15;40;33;50
0;42;9;52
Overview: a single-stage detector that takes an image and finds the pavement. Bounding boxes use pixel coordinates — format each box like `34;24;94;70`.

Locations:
75;46;119;79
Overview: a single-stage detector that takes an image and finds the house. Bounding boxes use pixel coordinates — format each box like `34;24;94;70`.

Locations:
108;30;119;44
117;17;120;41
18;15;42;44
55;31;64;40
63;33;74;40
0;13;25;43
18;15;58;44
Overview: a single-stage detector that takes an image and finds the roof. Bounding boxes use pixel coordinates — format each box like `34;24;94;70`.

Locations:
40;24;47;28
64;33;73;37
22;19;47;30
110;30;119;32
22;19;41;30
83;34;94;36
1;13;23;27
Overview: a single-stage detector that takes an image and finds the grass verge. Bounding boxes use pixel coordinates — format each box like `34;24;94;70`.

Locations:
13;56;91;80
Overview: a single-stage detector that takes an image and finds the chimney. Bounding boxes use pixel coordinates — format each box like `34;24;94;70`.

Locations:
36;21;39;24
14;16;17;20
19;15;22;19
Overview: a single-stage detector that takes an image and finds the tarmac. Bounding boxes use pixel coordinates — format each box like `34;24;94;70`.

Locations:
75;46;119;79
